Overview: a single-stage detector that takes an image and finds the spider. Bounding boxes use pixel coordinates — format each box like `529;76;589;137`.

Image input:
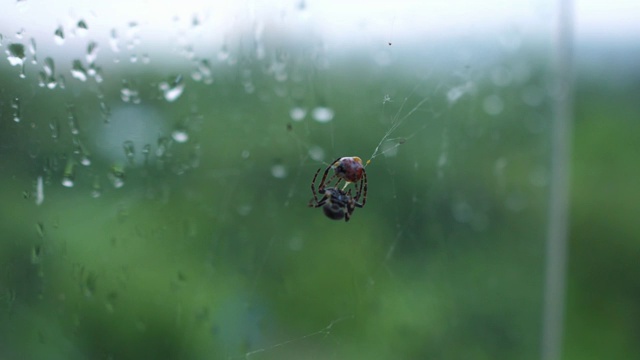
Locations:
308;156;368;222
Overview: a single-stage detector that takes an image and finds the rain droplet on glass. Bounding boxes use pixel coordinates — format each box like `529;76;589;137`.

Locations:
76;20;88;36
67;105;80;135
311;106;334;123
483;95;504;116
62;158;75;188
11;97;21;122
271;164;287;179
28;37;37;64
86;41;98;63
54;26;64;45
108;165;125;188
91;176;102;198
308;146;325;161
289;107;306;121
159;75;185;102
70;60;88;82
6;43;26;66
123;140;135;165
109;29;119;52
171;128;189;143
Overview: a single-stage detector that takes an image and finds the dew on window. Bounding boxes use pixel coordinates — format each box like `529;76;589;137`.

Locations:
109;28;119;52
308;145;325;161
311;106;334;123
70;60;88;82
270;163;287;179
108;165;126;188
120;79;141;103
76;20;89;36
61;158;75;188
159;75;185;102
86;41;99;63
289;106;307;121
171;128;189;143
91;176;102;198
28;37;37;64
447;81;474;105
73;137;92;166
6;43;26;66
123;140;135;165
35;176;44;206
482;94;504;116
30;244;42;264
11;97;21;122
191;59;213;83
53;26;64;45
141;144;151;164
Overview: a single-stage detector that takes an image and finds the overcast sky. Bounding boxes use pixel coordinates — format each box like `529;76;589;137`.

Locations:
2;0;638;47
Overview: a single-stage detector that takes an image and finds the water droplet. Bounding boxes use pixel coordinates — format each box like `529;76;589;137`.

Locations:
86;41;98;63
35;176;44;206
108;165;125;188
87;63;102;82
311;106;334;123
156;137;170;158
67;104;80;135
31;244;42;264
99;99;111;123
76;20;88;36
141;53;150;64
73;138;91;166
49;119;59;140
36;221;45;238
171;128;189;143
28;37;37;64
483;95;504;116
91;176;102;198
308;146;325;161
81;272;97;298
70;60;88;82
447;82;475;105
289;107;307;121
120;80;140;103
159;75;185;102
191;59;213;84
11;97;21;122
6;43;26;66
142;144;151;164
217;44;230;62
54;26;64;45
271;164;287;179
123;140;135;165
62;158;75;187
43;56;55;76
241;150;250;159
109;29;119;52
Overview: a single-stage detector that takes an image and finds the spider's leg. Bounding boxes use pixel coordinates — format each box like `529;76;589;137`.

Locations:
318;160;338;191
311;197;328;208
344;197;356;222
359;170;368;207
309;168;322;205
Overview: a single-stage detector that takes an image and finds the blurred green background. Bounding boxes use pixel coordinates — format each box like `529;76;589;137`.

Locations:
1;2;639;360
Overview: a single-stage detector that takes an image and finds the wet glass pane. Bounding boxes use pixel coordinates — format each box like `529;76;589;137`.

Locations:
3;1;634;359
